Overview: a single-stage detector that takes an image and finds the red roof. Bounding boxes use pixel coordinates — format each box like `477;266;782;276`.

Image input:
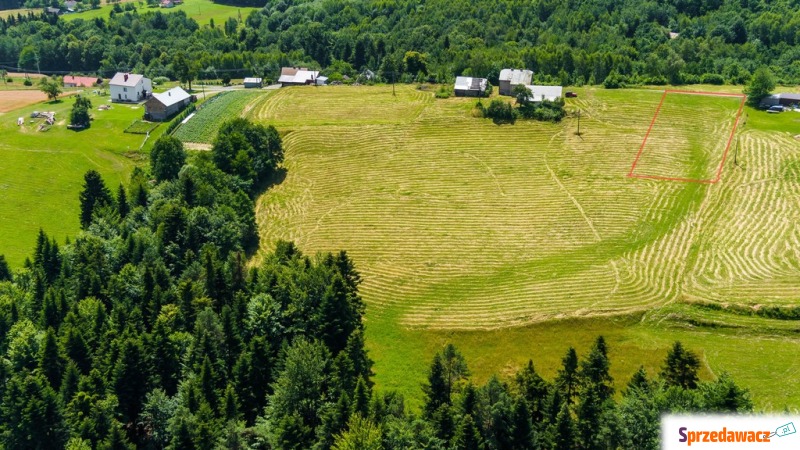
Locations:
64;75;97;87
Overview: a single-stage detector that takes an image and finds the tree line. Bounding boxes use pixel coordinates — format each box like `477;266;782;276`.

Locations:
2;0;800;87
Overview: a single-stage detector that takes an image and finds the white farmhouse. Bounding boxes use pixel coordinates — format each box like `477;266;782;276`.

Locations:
110;72;153;103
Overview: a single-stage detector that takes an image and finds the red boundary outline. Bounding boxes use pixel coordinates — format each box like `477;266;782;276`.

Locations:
627;90;746;184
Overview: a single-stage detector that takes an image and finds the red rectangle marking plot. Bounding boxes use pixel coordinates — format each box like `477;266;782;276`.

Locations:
627;90;746;184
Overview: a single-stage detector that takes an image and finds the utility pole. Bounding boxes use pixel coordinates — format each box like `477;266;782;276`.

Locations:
576;109;581;136
734;136;740;166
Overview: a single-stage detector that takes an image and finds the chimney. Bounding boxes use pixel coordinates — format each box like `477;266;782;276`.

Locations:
124;73;128;82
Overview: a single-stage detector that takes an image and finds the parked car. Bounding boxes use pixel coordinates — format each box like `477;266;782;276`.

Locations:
767;105;785;113
565;91;578;98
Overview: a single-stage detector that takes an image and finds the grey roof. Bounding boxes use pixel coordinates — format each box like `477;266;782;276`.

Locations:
152;87;191;108
499;69;533;85
525;85;563;102
778;93;800;101
454;76;487;92
110;72;146;87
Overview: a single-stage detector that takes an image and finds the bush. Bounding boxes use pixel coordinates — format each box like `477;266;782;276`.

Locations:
603;70;626;89
69;95;92;128
701;73;725;85
434;85;451;99
152;76;170;85
23;79;32;86
517;99;566;122
485;99;516;124
471;100;486;118
5;77;11;83
680;73;701;85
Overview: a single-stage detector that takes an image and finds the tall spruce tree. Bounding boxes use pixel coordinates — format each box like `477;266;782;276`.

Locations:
79;170;112;229
555;347;579;404
660;341;701;389
452;414;484;450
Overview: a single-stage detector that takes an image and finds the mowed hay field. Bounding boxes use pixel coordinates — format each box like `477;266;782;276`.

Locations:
251;85;800;409
631;92;744;181
0;93;155;266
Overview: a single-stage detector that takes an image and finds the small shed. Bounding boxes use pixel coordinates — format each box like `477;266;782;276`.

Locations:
499;69;533;96
525;85;563;102
315;76;328;86
760;93;800;108
144;87;192;121
454;76;488;97
243;77;263;88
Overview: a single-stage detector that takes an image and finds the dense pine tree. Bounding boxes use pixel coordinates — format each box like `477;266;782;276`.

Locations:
661;341;701;389
78;170;113;229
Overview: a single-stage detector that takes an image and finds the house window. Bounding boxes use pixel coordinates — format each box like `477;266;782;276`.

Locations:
123;87;127;92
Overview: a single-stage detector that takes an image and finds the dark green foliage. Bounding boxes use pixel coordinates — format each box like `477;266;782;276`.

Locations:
1;371;68;449
97;423;136;450
517;99;566;122
113;337;148;425
39;327;63;389
660;341;701;389
70;95;92;128
150;135;186;182
452;414;484;450
212;118;283;195
744;67;776;106
602;70;627;89
510;400;534;450
485;99;516;125
556;347;579;404
79;170;112;229
117;184;129;219
552;402;576;450
0;254;11;281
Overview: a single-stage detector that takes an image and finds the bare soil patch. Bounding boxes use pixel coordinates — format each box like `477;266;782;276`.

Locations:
0;90;75;113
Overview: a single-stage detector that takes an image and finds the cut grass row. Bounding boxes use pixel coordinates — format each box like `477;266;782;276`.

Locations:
174;89;266;144
251;84;800;410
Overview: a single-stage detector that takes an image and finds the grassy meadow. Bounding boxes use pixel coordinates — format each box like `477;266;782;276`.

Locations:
249;85;800;410
62;0;259;27
0;91;162;266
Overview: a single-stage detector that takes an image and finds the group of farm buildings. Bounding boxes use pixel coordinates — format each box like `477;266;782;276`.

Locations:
454;69;563;102
93;67;323;122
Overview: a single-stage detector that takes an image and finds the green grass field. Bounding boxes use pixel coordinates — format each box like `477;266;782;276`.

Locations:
0;92;162;266
174;89;266;143
62;0;258;26
249;85;800;410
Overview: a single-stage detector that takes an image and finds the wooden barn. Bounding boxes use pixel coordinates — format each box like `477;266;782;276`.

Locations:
144;87;193;121
499;69;533;96
454;76;488;97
